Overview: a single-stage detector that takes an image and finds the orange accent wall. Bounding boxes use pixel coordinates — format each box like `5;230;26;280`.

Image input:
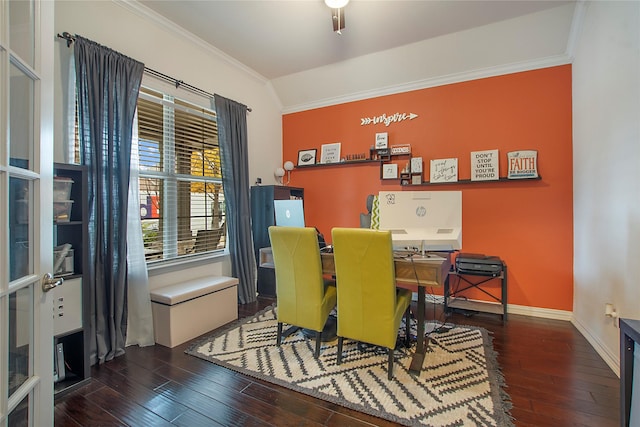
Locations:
282;65;573;311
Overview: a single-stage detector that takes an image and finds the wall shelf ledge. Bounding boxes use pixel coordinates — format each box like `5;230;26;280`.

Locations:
409;176;542;186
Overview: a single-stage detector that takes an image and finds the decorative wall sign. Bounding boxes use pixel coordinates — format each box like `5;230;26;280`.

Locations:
376;148;391;161
361;112;419;127
390;144;411;155
297;149;317;166
430;158;458;183
375;132;388;149
471;149;499;181
411;157;423;173
382;163;398;179
320;143;341;164
507;150;538;179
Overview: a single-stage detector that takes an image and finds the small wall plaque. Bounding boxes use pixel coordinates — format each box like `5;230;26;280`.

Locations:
297;148;317;166
507;150;538;179
390;144;411;155
411;157;423;173
430;158;458;183
320;143;341;164
382;163;398;179
471;149;499;181
375;132;388;149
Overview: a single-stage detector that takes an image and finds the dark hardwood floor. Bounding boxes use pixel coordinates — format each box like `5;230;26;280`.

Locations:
54;297;620;426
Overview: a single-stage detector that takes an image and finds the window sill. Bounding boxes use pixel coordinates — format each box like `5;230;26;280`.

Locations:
147;249;229;277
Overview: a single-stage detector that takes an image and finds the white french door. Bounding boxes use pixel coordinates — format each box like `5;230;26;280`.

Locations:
1;0;55;426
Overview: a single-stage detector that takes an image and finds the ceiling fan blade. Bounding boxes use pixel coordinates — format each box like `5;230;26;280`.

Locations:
331;8;345;33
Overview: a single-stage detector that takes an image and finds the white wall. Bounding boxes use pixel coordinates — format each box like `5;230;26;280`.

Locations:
53;0;284;283
572;1;640;374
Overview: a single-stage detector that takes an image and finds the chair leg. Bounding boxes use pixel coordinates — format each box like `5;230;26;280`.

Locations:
404;306;411;347
337;337;344;364
276;322;283;346
388;348;394;380
314;331;322;358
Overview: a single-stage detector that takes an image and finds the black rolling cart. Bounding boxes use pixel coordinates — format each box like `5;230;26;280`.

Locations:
444;253;507;323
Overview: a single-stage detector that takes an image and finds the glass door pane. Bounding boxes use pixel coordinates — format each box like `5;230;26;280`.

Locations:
9;286;33;397
9;62;35;170
9;177;33;281
9;0;35;67
7;394;30;427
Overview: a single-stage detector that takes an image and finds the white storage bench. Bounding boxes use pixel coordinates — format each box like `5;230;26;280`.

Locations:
150;276;238;348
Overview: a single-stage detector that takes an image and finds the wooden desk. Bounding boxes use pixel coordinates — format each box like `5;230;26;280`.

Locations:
322;252;450;374
319;253;449;287
259;248;451;374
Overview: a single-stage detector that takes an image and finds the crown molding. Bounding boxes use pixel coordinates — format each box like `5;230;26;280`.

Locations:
566;1;588;62
115;0;268;85
282;54;572;114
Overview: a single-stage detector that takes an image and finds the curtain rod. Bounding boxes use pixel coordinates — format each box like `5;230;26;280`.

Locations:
57;32;252;112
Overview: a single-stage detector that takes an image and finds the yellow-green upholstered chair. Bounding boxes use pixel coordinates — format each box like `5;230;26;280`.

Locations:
268;226;337;358
331;227;412;380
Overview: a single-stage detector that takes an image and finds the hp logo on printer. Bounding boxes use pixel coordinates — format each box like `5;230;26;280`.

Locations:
415;206;427;217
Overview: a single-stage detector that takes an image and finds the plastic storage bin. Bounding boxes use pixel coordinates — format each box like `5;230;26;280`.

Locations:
54;200;74;222
53;177;74;201
53;247;74;276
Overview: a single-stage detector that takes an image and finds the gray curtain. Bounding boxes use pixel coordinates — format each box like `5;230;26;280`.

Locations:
74;36;145;364
213;95;257;304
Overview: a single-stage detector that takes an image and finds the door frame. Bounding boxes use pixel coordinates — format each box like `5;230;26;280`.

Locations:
1;0;55;425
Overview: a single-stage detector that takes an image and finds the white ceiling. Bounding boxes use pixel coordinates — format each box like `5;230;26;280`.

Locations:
138;0;573;81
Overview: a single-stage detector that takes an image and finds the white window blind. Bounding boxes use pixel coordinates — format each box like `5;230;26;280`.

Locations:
137;87;226;263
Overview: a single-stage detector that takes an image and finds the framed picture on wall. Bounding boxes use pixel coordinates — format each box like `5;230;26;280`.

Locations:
375;132;388;149
297;149;317;166
382;163;398;180
430;158;458;183
320;143;341;164
507;150;538;179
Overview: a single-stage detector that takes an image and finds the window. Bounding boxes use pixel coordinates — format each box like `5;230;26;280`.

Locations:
137;87;226;262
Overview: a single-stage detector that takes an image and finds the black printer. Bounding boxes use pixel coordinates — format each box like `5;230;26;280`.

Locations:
455;253;504;277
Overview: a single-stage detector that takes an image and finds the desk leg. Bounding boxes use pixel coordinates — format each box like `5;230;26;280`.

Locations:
444;274;451;314
409;286;426;374
502;264;508;324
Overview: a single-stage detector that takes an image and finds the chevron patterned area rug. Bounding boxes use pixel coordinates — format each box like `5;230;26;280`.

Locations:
186;305;513;426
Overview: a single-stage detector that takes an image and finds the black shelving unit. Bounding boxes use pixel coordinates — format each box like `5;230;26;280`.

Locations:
250;185;304;297
53;163;91;397
620;318;640;426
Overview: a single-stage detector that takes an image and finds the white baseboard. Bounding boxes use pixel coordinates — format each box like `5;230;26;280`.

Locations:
506;303;573;321
571;317;620;377
417;295;619;377
418;293;573;321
